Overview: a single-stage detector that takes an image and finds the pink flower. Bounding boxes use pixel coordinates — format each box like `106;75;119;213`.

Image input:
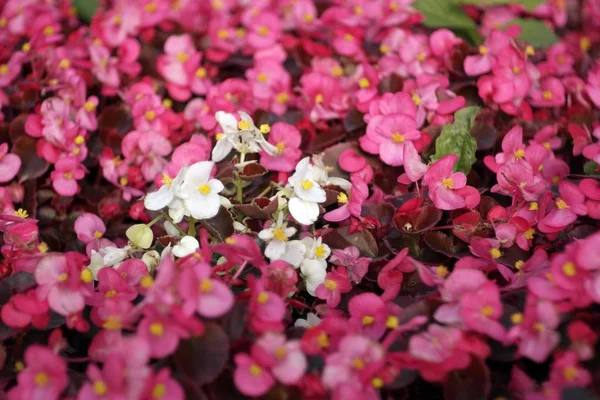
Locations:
254;333;307;384
538;181;587;233
399;141;428;183
90;267;138;306
529;77;566;108
549;351;591;387
509;298;560;362
90;44;120;88
77;96;99;131
158;34;197;86
329;246;370;283
247;12;282;49
77;354;127;399
315;267;352;308
423;155;467;210
50;156;85;196
348;293;387;339
122;131;172;181
142;369;184;400
299;72;348;121
585;63;600;108
459;281;506;341
0;143;21;183
8;345;68;400
234;353;275;397
1;289;50;329
137;313;189;358
35;252;92;316
492;162;545;202
260;122;302;172
377;248;416;301
178;261;234;318
369;114;421;166
101;6;140;47
324;176;368;222
464;30;510;76
567;321;597;361
74;213;106;244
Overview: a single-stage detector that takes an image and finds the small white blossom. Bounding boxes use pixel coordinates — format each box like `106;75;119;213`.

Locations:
144;167;186;211
258;213;297;260
212;111;277;162
172;236;199;258
294;312;321;328
301;259;327;296
177;161;224;220
287;157;326;226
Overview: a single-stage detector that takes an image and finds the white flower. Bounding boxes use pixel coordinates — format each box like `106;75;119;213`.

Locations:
301;258;327;296
279;240;307;268
212;111;277;162
163;220;182;237
258;213;297;260
126;224;153;249
287;157;326;226
172;236;199;258
88;245;130;280
142;250;160;271
294;312;321;328
144;167;186;211
178;161;224;219
310;154;351;191
300;236;331;268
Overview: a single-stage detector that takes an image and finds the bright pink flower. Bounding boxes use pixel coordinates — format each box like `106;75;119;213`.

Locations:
158;34;197;87
423;155;467;210
324;176;368;222
35;252;92;316
260;122;302;172
50;156;85;196
315;267;352;308
329;246;370;284
429;29;462;58
8;345;68;400
567;321;597;361
77;353;127;399
532;0;567;27
76;96;99;131
464;30;510;76
137;313;189;358
90;267;138;306
459;281;505;341
101;6;141;47
377;248;416;301
90;44;120;88
352;63;379;112
348;293;387;339
0;143;21;183
254;333;307;384
74;213;106;244
178;261;234;318
549;351;591;387
1;289;50;329
492;162;546;202
369;114;421;166
0;52;23;88
529;77;566;108
538;181;587;233
122;130;172;181
585;63;600;108
142;368;184;400
247;12;282;49
234;353;275;397
509;298;560;362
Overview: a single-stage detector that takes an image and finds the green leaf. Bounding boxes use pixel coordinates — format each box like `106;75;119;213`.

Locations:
413;0;480;30
72;0;99;22
584;161;600;176
454;0;544;10
431;106;480;175
507;18;559;48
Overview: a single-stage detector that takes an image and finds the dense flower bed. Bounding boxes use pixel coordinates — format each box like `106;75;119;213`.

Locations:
1;0;600;399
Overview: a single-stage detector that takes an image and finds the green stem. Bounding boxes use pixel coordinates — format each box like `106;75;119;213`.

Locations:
235;175;244;204
163;213;187;236
147;214;163;228
188;217;196;236
257;182;274;198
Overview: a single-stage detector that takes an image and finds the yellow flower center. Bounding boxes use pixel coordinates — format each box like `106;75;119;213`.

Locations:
479;45;488;55
43;26;55;36
389;1;398;10
15;361;25;371
74;135;85;145
276;93;289;103
380;44;390;54
534;322;545;332
514;149;525;159
542;90;553;100
199;278;213;292
580;36;591;52
354;6;363;14
93;381;108;396
331;65;343;77
386;315;399;329
513;66;521;74
215;133;224;140
238;120;251;130
412;94;421;105
80;269;93;283
145;110;156;121
358;78;370;89
556;199;568;209
35;372;49;386
249;364;262;376
58;272;68;282
352;357;365;370
436;265;449;277
276;142;285;153
260;124;270;134
362;315;374;325
301;180;314;190
563;366;577;381
273;228;288;241
152;383;167;398
161;173;173;186
524;228;535;240
515;260;525;270
198;184;211;195
442;178;454;189
344;33;354;41
150;322;164;336
64;172;73;180
529;202;538;211
315;244;327;259
162;98;173;109
0;17;6;28
315;93;324;104
303;13;314;23
14;208;29;218
103;316;122;330
144;2;158;12
256;72;268;83
38;242;49;253
392;133;405;143
140;275;154;288
257;26;269;36
275;346;287;360
59;58;70;69
371;377;384;389
337;192;348;203
490;248;502;259
562;262;576;277
195;67;207;79
481;305;494;317
105;289;117;298
22;42;31;52
318;332;329;348
324;279;337;290
416;52;426;62
509;312;523;325
218;29;229;39
257;292;269;304
212;0;223;9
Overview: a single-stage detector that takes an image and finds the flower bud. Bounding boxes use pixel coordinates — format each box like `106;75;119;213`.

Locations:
126;224;154;249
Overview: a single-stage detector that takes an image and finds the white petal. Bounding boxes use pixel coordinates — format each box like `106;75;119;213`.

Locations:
288;198;320;226
103;247;128;266
258;229;274;241
327;177;352;191
172;236;199;257
288;157;311;187
211;137;234;162
281;240;306;267
144;185;173;211
215;111;238;133
163;221;182;237
89;251;105;280
237;111;254;126
265;239;286;260
184;193;221;220
300;258;325;278
184;161;214;186
283;227;297;237
219;196;232;208
294;182;326;203
208;178;224;194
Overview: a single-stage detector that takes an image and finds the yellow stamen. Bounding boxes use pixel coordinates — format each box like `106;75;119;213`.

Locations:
525;45;535;56
74;135;85;145
490;248;502;259
436;265;449;277
198;184;211;195
273;228;288;242
371;377;384;389
14;209;29;218
563;366;577;381
236;28;246;37
35;372;49;386
145;110;156;121
140;275;154;288
512;66;521;74
249;364;262;376
15;361;24;372
218;29;229;39
199;279;213;292
380;44;390;54
152;383;167;398
353;6;363;15
480;305;494;317
257;26;269;36
556;199;568;209
412;94;421;105
195;67;207;79
534;322;545;332
64;172;73;180
103;316;121;330
150;322;164;336
276;142;285;153
238;120;251;130
442;178;454;189
162;98;173;109
524;228;535;240
212;0;223;9
275;346;287;360
80;269;93;283
318;332;329;348
352;358;365;370
542;90;553;101
580;37;591;52
58;272;68;282
362;315;374;325
479;45;488;55
344;33;354;41
301;180;314;190
337;192;348;203
315;244;326;259
315;93;324;104
43;26;55;36
257;292;269;304
386;315;399;329
392;133;405;143
59;59;70;69
515;260;525;270
358;78;370;89
303;14;314;23
22;42;31;52
511;312;523;324
529;202;538;211
514;149;525;159
161;173;173;186
38;242;49;253
562;262;576;277
105;289;117;298
93;381;108;396
256;72;268;83
416;52;426;62
260;124;270;134
276;93;289;103
324;279;337;290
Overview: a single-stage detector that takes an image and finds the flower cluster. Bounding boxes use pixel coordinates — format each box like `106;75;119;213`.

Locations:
1;0;600;399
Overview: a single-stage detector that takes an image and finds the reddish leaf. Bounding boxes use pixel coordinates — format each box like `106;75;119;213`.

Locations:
322;226;378;258
173;323;229;385
234;197;279;220
451;211;492;243
8;114;28;143
98;105;133;151
443;356;490;400
423;231;468;258
239;163;268;181
11;136;49;183
393;205;442;234
199;206;234;242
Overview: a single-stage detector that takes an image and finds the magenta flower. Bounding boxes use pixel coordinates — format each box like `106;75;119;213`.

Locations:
9;345;68;400
368;114;421;166
74;213;106;244
459;281;506;341
538;181;587;233
234;352;276;397
1;289;50;329
464;30;510;76
529;77;566;108
260;122;302;172
377;248;416;301
247;12;282;49
178;261;234;318
324;176;368;222
423;155;467;210
77;354;126;399
254;333;307;385
137;313;189;358
348;293;387;339
142;368;184;400
50;157;85;196
315;267;352;308
0;143;21;183
330;246;370;284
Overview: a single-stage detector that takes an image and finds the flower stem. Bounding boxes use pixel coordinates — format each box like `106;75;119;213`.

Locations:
147;214;163;227
188;217;196;236
231;261;248;281
163;213;187;236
